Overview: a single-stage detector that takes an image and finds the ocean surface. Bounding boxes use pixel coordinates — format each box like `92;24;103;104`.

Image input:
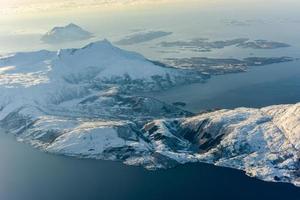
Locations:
148;60;300;113
1;127;300;200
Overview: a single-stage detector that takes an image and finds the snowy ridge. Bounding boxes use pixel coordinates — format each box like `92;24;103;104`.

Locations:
263;104;300;150
2;102;299;186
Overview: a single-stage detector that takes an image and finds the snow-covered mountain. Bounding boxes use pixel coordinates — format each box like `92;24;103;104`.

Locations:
0;40;299;187
140;104;300;186
41;23;94;44
0;39;193;119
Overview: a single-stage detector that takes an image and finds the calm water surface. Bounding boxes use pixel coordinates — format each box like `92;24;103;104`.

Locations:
1;130;300;200
149;60;300;112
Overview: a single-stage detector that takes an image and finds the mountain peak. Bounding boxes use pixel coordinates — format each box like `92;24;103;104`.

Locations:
52;39;170;80
83;39;113;49
66;23;80;28
41;23;93;44
56;39;116;58
51;23;82;32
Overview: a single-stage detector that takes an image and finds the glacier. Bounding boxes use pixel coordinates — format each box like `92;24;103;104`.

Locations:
0;40;299;187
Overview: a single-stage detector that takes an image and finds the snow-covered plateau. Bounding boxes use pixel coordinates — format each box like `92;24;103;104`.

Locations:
0;40;299;187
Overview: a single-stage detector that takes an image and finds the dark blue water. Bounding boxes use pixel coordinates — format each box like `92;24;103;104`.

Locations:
0;132;300;200
150;61;300;113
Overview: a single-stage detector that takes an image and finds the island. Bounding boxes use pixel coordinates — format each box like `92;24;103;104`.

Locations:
160;38;290;52
115;31;172;45
41;23;94;44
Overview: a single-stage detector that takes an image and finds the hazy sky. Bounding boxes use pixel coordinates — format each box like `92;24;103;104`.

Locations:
0;0;177;10
1;0;299;20
0;0;140;14
1;0;299;12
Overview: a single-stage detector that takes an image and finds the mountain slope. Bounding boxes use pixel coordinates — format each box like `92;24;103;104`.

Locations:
140;104;300;185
